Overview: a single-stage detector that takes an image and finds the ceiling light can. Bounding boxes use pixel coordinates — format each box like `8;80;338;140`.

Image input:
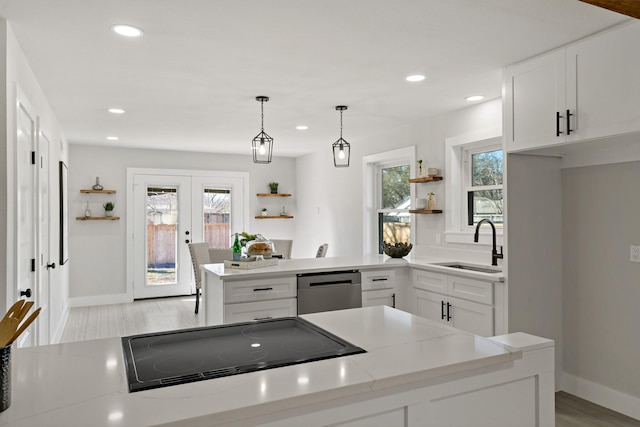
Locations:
111;24;144;37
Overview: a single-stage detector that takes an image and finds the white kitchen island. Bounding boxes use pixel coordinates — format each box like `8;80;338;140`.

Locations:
0;306;554;427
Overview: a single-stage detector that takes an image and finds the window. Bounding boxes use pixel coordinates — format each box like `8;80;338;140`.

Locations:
377;163;411;253
363;146;415;255
464;147;503;227
444;129;503;245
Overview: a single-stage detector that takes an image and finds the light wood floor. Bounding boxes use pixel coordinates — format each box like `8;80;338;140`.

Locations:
59;296;204;343
60;298;640;425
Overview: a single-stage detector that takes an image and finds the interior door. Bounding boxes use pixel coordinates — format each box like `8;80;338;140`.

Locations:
133;175;193;299
16;98;37;347
37;130;51;345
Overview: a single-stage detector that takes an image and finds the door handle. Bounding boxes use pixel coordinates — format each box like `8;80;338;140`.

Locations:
391;293;396;308
441;301;446;320
20;288;32;298
446;302;452;321
566;109;573;135
185;239;190;244
556;111;563;137
47;263;56;269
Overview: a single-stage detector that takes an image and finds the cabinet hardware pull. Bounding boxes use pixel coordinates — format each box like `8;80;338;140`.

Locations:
566;109;573;135
556;111;563;137
372;278;388;282
446;302;452;321
254;316;273;321
392;293;396;308
441;301;446;320
253;287;273;292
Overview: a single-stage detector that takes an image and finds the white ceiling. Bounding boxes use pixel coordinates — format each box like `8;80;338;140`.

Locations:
0;0;628;157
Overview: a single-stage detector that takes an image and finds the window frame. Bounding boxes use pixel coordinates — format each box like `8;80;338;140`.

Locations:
444;128;503;246
362;146;416;255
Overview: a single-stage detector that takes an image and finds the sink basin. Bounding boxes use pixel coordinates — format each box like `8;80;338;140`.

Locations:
432;262;502;274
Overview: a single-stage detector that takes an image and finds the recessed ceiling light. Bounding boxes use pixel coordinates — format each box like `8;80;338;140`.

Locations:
296;125;309;130
465;95;484;102
108;108;125;114
111;24;144;37
106;136;119;141
405;74;426;82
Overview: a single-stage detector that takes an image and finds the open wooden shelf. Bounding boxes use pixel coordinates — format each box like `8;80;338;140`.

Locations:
409;209;443;214
255;215;294;219
409;176;443;183
76;216;120;221
80;189;116;194
256;193;292;197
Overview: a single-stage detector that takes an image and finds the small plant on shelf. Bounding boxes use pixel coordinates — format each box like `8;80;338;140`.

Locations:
417;159;424;177
103;202;115;217
268;182;279;194
427;192;435;210
261;207;268;216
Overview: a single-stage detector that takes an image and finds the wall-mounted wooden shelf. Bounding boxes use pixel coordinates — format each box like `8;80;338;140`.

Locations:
255;215;294;219
256;193;292;197
80;189;116;194
409;209;443;214
76;216;120;221
409;176;443;183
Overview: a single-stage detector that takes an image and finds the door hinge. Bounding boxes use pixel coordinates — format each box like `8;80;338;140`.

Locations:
31;258;36;272
31;151;36;165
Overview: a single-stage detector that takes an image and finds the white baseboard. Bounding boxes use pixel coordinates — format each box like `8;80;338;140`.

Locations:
69;293;132;308
561;372;640;421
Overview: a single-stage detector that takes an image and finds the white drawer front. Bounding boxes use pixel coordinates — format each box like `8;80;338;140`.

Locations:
223;276;296;303
224;298;297;323
412;269;447;294
447;276;493;305
362;289;396;308
361;269;396;291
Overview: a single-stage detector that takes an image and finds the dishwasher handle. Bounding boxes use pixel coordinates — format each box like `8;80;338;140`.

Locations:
309;280;353;287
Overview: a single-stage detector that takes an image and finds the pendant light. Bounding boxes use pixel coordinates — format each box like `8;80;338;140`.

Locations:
252;96;273;164
332;106;350;167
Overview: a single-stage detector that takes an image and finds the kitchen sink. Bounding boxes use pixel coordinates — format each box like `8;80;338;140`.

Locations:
432;262;502;274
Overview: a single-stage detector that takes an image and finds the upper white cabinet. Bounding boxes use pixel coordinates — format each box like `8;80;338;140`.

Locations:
504;21;640;153
504;50;566;152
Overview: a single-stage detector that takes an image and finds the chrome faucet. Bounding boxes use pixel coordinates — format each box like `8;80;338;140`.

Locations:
473;219;503;266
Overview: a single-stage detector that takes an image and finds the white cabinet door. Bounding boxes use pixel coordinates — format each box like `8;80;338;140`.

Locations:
447;275;493;305
566;22;640;142
448;296;493;337
504;49;566;153
362;289;396;308
414;288;447;326
224;298;296;323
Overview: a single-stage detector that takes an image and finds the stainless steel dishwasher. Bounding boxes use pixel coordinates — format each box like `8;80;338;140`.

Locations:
297;270;362;315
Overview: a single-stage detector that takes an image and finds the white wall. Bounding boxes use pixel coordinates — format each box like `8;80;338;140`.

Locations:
2;20;69;343
68;144;296;303
294;98;503;261
562;160;640;411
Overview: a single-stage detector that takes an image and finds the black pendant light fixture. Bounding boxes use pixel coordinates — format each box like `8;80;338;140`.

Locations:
332;105;350;167
252;96;273;164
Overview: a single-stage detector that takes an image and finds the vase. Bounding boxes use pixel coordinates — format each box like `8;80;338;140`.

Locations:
270;189;277;194
92;177;103;191
427;198;436;210
105;211;113;217
418;164;424;177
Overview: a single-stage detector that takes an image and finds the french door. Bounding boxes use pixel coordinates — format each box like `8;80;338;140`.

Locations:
133;175;193;299
130;170;248;300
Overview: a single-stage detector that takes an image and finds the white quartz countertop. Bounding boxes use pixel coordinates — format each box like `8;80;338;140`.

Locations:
204;254;505;282
0;306;520;427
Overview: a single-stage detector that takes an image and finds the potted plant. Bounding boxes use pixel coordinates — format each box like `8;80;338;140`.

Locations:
261;208;268;216
268;182;279;194
103;201;115;217
417;160;424;177
427;192;435;210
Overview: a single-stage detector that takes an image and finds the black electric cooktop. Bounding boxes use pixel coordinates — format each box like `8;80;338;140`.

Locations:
121;317;366;392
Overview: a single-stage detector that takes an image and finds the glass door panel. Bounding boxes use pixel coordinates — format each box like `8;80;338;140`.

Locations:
202;187;231;248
